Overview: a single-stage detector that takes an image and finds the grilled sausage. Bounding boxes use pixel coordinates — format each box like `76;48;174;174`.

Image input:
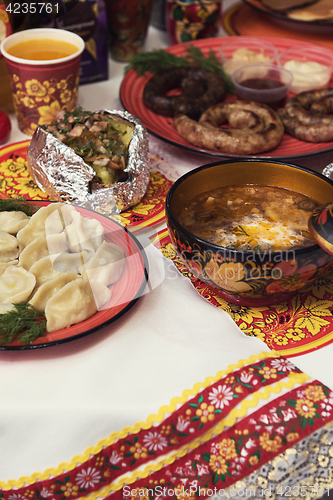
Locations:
143;66;227;121
173;101;284;155
278;88;333;142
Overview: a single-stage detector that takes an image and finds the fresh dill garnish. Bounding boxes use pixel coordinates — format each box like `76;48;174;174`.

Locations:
125;46;234;94
0;197;39;216
0;303;47;346
186;45;227;80
125;49;189;75
226;243;240;249
252;245;263;253
234;225;250;237
0;201;46;346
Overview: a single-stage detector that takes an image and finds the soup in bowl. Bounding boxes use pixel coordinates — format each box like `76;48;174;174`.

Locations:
165;160;333;306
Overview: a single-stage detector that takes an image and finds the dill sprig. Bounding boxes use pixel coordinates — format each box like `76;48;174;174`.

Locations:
0;200;46;346
0;197;39;216
234;225;250;236
125;49;189;75
186;45;227;79
125;46;234;94
0;303;47;346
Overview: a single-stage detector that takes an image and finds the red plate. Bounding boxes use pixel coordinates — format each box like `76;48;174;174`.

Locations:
0;201;148;350
120;36;333;160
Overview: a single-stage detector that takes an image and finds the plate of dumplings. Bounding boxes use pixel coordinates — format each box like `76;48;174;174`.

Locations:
0;201;148;350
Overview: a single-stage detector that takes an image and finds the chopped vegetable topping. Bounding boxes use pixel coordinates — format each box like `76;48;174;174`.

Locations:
43;108;134;186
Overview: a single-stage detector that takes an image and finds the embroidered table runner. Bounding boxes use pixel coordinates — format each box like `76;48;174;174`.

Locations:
2;352;332;500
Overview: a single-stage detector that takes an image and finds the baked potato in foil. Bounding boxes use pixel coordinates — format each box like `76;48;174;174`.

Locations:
27;108;150;214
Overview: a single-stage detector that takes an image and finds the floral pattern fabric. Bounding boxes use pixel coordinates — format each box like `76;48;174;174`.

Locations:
111;381;333;500
151;230;333;358
2;354;331;500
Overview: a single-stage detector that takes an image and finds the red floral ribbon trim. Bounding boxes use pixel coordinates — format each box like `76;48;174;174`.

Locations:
1;357;299;499
105;380;333;500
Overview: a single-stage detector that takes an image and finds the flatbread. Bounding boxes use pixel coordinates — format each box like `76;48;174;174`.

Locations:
287;0;333;20
261;0;318;13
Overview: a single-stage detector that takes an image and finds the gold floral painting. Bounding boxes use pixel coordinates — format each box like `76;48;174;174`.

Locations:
152;229;333;358
0;141;173;231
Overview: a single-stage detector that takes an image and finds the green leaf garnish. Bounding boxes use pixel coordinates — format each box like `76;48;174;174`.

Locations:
0;200;47;346
125;46;234;94
0;197;39;216
233;225;250;236
0;303;47;346
124;48;189;75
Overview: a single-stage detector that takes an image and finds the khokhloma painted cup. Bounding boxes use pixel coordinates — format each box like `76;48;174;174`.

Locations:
166;0;222;45
0;28;85;136
105;0;152;62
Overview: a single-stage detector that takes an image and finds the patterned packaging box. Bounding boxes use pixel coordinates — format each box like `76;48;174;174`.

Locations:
24;0;109;84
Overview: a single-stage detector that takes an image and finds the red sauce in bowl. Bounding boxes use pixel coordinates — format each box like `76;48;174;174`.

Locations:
240;78;284;90
238;78;287;109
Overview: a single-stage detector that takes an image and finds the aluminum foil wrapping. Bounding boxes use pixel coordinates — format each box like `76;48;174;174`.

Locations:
27;110;150;215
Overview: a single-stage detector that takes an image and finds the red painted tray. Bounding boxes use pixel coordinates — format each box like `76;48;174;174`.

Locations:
152;229;333;358
0;141;173;232
120;36;333;161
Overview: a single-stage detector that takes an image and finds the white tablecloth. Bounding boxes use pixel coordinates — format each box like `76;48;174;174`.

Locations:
2;10;333;486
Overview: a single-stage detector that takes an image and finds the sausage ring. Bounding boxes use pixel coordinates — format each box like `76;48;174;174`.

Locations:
278;88;333;142
143;66;227;121
173;101;284;155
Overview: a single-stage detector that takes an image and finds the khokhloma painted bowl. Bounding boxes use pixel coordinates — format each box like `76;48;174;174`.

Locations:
165;159;333;307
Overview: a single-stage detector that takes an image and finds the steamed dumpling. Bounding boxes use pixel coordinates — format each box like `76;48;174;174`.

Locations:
30;251;90;287
51;251;90;274
47;232;69;255
45;279;111;332
81;241;125;286
44;203;76;236
29;255;62;287
29;272;81;311
19;234;69;270
65;210;104;254
0;230;20;262
19;237;49;270
17;203;75;248
0;202;123;333
0;260;18;275
0;303;15;314
0;211;30;234
0;265;36;303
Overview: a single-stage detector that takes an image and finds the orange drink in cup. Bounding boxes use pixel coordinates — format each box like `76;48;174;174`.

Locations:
0;28;85;135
